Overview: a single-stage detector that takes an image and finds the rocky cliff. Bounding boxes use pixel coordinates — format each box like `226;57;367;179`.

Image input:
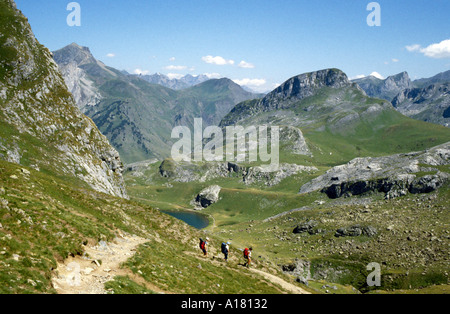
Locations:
392;83;450;127
0;0;128;198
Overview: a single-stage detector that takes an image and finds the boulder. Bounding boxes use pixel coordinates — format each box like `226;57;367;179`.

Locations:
293;220;318;234
335;225;377;238
194;185;221;209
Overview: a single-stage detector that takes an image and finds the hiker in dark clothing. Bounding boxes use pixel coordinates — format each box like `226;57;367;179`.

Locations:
221;242;231;262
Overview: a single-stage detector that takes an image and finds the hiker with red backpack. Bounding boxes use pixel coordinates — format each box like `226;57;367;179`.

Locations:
243;247;253;268
199;237;209;257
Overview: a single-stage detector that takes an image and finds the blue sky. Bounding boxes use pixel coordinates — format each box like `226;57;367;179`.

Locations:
15;0;450;92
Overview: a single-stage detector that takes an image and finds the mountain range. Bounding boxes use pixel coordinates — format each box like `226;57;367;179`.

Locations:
134;72;211;90
53;43;261;163
52;43;450;166
352;70;450;127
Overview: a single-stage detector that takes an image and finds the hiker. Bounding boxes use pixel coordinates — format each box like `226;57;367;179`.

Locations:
243;247;253;268
221;242;231;262
199;237;209;256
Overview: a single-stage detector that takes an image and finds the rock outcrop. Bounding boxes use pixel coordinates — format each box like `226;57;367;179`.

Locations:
299;142;450;199
243;163;317;186
158;159;317;186
293;220;319;234
335;225;377;238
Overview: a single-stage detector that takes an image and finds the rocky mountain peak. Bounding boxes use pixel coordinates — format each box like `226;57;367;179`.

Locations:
254;68;360;113
267;68;351;101
385;71;412;89
53;42;97;67
352;71;413;101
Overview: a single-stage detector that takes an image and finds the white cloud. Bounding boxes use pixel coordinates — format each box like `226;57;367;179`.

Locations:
106;53;115;58
238;61;255;69
392;58;399;63
203;73;222;79
165;65;187;70
420;39;450;59
406;44;421;52
202;55;235;66
406;39;450;59
169;57;176;62
233;78;267;87
133;69;149;75
167;73;184;80
370;72;384;79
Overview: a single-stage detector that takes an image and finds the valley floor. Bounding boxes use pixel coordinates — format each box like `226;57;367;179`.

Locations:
123;152;450;294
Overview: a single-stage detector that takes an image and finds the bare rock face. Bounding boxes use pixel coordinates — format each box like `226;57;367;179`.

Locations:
158;158;317;187
243;163;317;186
262;69;353;109
392;83;450;127
55;58;103;112
0;1;128;198
299;142;450;199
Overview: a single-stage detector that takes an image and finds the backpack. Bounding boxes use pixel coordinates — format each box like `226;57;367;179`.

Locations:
221;243;228;254
199;238;205;250
243;248;249;258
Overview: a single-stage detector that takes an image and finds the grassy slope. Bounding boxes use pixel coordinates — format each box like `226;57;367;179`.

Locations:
226;185;450;293
0;159;310;294
296;110;450;167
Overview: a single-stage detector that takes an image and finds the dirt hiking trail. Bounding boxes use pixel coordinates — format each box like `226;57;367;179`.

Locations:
249;268;310;294
187;250;311;294
51;234;166;294
52;234;310;294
